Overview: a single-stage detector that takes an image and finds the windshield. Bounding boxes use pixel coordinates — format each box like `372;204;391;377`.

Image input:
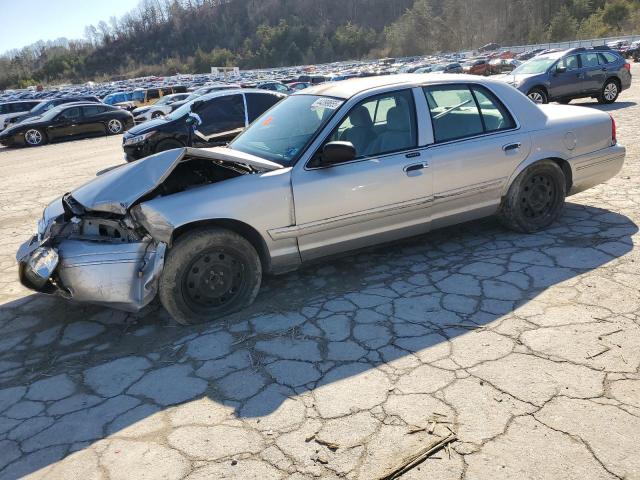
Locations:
229;94;343;166
512;57;557;74
30;102;51;114
39;106;66;121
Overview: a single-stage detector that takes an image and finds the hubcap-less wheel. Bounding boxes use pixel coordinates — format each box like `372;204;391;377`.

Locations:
528;91;545;104
24;129;43;146
603;82;618;101
520;174;557;220
108;119;123;134
182;248;246;315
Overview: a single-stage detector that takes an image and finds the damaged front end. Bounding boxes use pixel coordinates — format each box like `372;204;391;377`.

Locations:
17;193;167;311
16;147;282;312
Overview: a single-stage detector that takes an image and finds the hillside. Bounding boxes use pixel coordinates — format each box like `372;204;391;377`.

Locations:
1;0;639;89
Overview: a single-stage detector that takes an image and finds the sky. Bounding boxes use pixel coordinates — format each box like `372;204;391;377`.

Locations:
0;0;139;55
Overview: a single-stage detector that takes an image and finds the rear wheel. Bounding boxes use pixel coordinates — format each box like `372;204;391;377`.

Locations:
598;79;619;104
155;139;184;153
527;88;548;104
159;227;262;325
24;128;46;147
498;160;566;233
107;119;123;135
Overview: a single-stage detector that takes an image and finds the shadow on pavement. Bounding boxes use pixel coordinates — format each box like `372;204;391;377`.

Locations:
0;202;636;478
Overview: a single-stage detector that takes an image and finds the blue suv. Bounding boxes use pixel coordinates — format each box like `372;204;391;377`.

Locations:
500;47;632;104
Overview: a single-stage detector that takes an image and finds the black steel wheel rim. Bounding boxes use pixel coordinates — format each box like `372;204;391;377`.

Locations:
182;248;246;313
521;173;557;219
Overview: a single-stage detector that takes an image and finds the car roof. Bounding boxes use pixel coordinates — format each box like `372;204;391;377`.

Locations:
297;73;505;99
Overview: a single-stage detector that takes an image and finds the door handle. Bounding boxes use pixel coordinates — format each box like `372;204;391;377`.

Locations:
503;142;521;152
404;162;429;173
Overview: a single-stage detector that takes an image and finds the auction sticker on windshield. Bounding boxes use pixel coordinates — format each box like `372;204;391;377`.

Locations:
311;97;342;110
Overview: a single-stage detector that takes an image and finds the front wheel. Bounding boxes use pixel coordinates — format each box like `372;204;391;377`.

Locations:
24;128;47;147
598;79;619;104
527;88;548;104
498;160;566;233
159;227;262;325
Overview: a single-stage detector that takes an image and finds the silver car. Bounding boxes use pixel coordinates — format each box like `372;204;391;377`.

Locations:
17;74;625;324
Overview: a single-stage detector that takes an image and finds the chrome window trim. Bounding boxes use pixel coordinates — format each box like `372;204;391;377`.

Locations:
419;83;522;149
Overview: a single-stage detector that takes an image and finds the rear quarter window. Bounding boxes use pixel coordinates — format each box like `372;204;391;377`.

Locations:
601;52;620;63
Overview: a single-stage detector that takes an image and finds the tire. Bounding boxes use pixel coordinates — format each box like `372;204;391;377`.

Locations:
598;79;620;104
159;227;262;325
498;160;566;233
155;139;184;153
106;118;124;135
24;128;47;147
527;88;548;104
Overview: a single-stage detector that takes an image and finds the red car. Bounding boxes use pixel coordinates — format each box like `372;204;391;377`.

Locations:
462;59;491;76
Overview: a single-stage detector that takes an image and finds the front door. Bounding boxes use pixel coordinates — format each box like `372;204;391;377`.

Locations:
47;107;82;140
549;54;582;99
291;89;433;260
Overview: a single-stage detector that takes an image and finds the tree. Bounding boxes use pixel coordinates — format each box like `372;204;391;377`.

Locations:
547;5;579;41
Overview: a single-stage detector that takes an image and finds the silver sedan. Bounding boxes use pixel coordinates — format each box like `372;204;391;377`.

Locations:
17;74;625;324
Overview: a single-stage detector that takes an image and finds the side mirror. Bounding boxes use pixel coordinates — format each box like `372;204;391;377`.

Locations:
185;115;197;126
555;65;567;74
321;141;356;166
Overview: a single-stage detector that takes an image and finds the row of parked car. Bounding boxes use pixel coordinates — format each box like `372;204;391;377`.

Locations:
0;45;632;156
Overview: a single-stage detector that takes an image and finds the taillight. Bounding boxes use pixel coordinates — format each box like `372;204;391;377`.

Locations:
624;62;631;72
610;114;617;145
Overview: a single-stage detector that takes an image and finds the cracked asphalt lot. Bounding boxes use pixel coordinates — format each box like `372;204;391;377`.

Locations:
0;67;639;480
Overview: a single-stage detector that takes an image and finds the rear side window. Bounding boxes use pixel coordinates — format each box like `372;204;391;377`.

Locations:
246;93;281;122
580;53;600;67
601;52;619;63
423;84;515;143
423;86;484;142
82;105;107;116
470;86;516;133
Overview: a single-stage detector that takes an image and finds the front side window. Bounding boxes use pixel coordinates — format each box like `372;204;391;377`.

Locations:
423;84;515;143
57;107;81;121
559;55;580;71
580;53;600;68
230;94;343;165
326;89;417;158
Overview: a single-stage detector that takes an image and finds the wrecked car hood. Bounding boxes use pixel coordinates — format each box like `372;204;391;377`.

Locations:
70;147;284;215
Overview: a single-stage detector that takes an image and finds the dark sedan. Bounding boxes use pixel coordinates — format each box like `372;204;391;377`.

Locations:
0;102;133;147
8;96;101;126
122;89;283;162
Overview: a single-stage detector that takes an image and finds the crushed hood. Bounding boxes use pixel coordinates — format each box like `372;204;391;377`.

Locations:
70;147;283;215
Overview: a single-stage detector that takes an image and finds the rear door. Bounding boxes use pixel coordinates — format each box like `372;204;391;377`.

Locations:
80;105;107;135
192;94;246;147
422;84;530;229
579;52;606;93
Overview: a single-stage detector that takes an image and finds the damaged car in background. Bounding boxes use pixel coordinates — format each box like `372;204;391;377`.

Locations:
17;74;625;324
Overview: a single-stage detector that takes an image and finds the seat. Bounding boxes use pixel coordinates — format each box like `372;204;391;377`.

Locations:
339;105;375;156
366;106;413;155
